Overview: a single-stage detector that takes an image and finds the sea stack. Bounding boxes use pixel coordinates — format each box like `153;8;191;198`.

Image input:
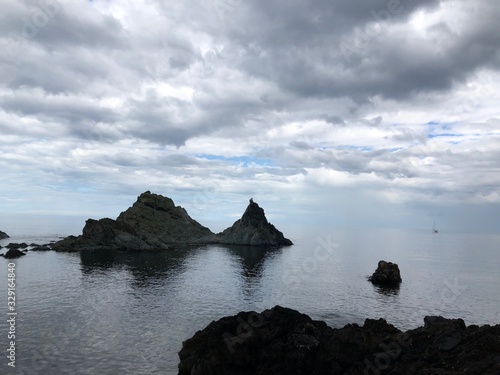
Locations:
218;199;293;246
0;230;9;240
52;191;215;251
116;191;214;244
52;192;292;251
368;260;402;287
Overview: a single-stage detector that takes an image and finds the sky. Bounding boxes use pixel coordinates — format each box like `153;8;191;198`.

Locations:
1;0;500;235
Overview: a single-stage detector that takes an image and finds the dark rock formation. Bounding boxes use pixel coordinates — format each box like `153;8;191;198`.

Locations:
116;191;214;244
368;260;402;287
6;242;29;250
52;192;292;251
31;244;52;251
52;192;215;251
217;199;293;246
178;305;500;375
1;249;27;259
0;230;9;239
52;217;170;252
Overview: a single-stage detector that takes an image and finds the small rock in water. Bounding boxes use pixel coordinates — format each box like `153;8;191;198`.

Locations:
31;244;52;251
368;260;402;287
2;249;27;259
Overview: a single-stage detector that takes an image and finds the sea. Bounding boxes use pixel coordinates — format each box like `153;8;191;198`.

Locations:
1;222;499;375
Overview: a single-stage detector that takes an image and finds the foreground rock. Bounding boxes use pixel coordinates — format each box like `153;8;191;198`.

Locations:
218;199;293;246
53;192;291;251
0;230;9;240
1;249;27;259
368;260;402;287
178;306;500;375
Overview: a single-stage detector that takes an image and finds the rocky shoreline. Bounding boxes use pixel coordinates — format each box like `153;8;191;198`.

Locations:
178;305;500;374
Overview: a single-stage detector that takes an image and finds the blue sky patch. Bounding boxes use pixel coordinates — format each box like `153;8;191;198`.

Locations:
337;145;373;152
197;154;274;167
428;133;463;139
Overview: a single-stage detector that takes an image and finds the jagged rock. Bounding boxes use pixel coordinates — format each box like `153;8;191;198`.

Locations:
0;230;9;240
52;192;292;251
117;191;214;244
178;306;500;374
52;192;216;251
217;199;293;246
1;249;27;259
368;260;402;287
52;218;167;252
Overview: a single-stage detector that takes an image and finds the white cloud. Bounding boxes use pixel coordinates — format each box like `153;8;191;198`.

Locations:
0;0;500;234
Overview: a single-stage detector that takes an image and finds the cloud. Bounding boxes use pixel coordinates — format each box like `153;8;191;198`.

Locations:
0;0;500;233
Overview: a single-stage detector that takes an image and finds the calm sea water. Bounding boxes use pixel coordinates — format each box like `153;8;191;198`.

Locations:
1;225;499;374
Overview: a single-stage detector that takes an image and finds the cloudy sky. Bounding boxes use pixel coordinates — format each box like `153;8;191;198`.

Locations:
1;0;500;234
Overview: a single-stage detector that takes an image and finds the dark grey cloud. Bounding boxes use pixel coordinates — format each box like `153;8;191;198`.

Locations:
0;92;117;127
216;0;500;102
0;0;126;49
1;0;499;232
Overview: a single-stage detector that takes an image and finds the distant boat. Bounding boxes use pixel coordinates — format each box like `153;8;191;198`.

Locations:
433;221;438;234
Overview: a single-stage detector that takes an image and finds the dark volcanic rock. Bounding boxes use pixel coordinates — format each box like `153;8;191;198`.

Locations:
52;192;216;251
368;260;402;287
53;192;292;251
6;242;29;250
0;230;9;239
217;199;293;246
116;191;214;244
52;217;167;252
2;249;27;259
31;244;52;251
178;306;500;375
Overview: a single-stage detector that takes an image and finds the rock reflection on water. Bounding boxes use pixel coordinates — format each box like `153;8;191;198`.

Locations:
223;245;282;277
373;284;401;297
79;247;192;285
221;245;283;300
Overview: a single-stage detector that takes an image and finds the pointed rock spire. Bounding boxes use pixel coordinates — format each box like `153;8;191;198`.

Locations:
218;199;293;246
0;230;9;240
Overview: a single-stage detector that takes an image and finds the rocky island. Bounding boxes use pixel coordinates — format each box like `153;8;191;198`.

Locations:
218;198;293;246
52;191;292;251
178;305;500;374
368;260;402;287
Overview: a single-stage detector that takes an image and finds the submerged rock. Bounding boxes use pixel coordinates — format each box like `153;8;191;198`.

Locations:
368;260;402;287
178;306;500;374
217;199;293;246
31;244;52;251
6;242;29;250
0;230;9;240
